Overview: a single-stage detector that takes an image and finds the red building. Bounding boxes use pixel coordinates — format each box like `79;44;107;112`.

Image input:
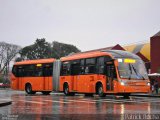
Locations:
150;31;160;73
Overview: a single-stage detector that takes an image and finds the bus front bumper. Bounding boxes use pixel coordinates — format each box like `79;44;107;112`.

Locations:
117;85;150;93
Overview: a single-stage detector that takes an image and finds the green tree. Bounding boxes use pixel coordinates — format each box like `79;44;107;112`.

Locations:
52;41;81;59
20;38;52;60
18;39;81;60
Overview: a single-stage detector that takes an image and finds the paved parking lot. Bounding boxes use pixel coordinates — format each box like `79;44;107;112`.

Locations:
1;89;160;120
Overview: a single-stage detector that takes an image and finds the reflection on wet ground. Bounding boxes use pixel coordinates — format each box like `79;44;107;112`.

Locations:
1;90;160;120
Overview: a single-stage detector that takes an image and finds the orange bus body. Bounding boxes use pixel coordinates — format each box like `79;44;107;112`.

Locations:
11;50;150;96
59;50;150;96
11;58;55;93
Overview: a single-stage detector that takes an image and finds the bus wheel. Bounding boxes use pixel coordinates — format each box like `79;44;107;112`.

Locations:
42;91;51;95
123;93;130;99
64;84;70;96
63;83;75;96
97;84;105;97
25;83;36;95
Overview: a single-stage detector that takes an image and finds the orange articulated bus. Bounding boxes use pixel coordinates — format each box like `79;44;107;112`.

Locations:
11;50;150;97
11;58;55;95
59;50;150;97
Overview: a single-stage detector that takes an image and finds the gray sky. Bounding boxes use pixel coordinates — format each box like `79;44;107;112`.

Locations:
0;0;160;51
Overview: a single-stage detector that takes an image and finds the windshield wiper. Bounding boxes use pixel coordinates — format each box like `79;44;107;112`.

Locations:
131;64;145;80
128;64;132;80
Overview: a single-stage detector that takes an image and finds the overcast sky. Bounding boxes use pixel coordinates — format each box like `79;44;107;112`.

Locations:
0;0;160;51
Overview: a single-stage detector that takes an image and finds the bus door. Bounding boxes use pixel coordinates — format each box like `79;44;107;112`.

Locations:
43;64;52;90
106;62;116;91
72;75;78;91
71;64;79;91
17;66;24;90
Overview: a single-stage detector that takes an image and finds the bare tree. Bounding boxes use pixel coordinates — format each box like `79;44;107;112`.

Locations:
0;42;21;75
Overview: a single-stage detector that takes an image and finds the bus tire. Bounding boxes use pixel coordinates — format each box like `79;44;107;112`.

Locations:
96;84;105;97
42;91;51;95
63;83;75;96
64;83;70;96
25;83;36;95
123;93;130;99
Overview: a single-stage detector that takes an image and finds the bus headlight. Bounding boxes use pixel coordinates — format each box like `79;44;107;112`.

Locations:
120;81;125;86
147;82;150;86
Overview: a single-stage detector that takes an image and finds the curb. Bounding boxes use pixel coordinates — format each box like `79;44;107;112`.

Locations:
0;101;12;107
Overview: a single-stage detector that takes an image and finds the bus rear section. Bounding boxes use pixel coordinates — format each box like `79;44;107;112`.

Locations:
59;50;150;97
11;58;55;95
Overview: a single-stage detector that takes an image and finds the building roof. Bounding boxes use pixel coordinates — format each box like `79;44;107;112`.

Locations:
152;31;160;37
72;44;125;55
123;42;150;61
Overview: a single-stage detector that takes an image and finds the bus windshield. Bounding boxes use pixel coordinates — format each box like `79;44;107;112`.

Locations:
117;58;148;80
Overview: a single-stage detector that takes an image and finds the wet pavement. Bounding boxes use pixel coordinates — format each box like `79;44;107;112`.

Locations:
1;89;160;120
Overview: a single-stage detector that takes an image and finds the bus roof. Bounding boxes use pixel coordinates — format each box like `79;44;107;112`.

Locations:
61;51;112;61
104;50;141;59
14;58;55;65
61;50;140;61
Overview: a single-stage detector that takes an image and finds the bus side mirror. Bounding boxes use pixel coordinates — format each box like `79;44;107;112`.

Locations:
114;60;119;67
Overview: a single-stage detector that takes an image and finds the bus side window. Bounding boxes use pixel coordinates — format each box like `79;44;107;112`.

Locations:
97;57;105;74
12;66;18;77
85;58;96;74
79;59;85;75
17;66;25;77
71;60;80;75
61;62;70;76
48;64;53;76
43;64;53;77
35;66;43;77
80;59;85;74
24;65;35;77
